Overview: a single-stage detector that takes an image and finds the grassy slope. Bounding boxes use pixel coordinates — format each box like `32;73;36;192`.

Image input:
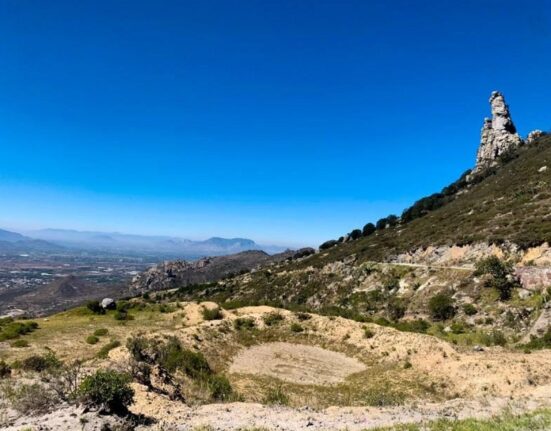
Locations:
308;134;551;266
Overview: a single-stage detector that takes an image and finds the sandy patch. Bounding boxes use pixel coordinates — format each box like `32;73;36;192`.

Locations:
229;341;366;385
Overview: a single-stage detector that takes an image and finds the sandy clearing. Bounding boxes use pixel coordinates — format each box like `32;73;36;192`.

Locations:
229;342;366;385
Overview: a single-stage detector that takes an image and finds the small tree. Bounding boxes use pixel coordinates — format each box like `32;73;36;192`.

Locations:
349;229;362;240
429;293;455;321
362;223;376;236
78;369;134;413
475;256;518;300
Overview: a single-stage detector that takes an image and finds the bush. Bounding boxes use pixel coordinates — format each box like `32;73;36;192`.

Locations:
21;351;61;373
295;312;311;321
11;339;29;348
113;310;133;321
263;386;289;405
78;369;134;413
86;335;99;345
86;301;105;315
428;293;456;321
387;298;406;321
263;312;284;326
0;321;39;342
233;318;255;331
475;256;518;300
290;323;304;333
349;229;362;240
364;328;375;339
207;374;233;401
97;340;121;359
1;382;55;414
94;328;109;337
319;239;338;250
463;303;477;316
201;306;223;321
362;223;376;236
0;359;11;378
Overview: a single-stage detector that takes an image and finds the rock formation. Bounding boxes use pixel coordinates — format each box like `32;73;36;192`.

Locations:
473;91;523;173
527;129;545;145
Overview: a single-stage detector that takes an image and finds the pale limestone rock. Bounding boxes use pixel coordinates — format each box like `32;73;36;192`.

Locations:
473;91;523;173
527;129;545;144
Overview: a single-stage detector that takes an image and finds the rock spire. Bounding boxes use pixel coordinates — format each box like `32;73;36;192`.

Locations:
473;91;523;173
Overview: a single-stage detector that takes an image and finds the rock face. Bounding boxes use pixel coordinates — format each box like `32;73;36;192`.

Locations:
473;91;523;173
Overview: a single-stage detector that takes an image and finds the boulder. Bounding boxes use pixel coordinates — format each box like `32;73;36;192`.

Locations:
101;298;116;309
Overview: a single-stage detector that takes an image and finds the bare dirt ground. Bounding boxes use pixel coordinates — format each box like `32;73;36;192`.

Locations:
229;342;366;385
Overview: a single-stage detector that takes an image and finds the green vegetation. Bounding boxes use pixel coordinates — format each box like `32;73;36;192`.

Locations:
463;303;478;316
428;293;456;321
78;369;134;412
522;327;551;350
0;319;39;342
290;323;304;333
11;339;30;348
97;340;122;359
263;385;289;405
202;306;223;321
86;335;100;344
370;408;551;431
234;318;256;330
94;328;109;336
20;350;61;372
475;256;519;300
86;300;105;315
263;312;284;326
0;359;11;378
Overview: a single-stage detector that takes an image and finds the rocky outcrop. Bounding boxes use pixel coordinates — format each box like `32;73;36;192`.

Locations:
131;249;296;293
527;129;546;145
473;91;523;173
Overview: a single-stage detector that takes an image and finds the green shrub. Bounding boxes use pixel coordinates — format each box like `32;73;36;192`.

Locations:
319;239;338;250
364;328;375;339
523;327;551;350
11;339;29;348
86;301;105;315
86;335;99;345
113;310;133;321
21;351;61;373
0;359;11;378
290;323;304;333
0;321;39;342
201;306;223;321
475;256;518;300
78;369;134;412
362;223;376;236
1;382;54;414
263;312;284;326
97;340;121;359
463;303;477;316
387;298;406;321
94;328;109;337
207;374;233;401
295;312;311;321
263;386;289;405
233;318;255;331
428;293;456;321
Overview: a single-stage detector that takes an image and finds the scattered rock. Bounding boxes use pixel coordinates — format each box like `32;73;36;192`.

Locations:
473;345;484;352
101;298;116;309
538;166;548;173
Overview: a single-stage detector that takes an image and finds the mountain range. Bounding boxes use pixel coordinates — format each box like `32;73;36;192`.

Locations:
0;228;288;258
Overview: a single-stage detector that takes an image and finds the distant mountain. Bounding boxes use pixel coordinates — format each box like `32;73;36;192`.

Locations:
23;229;288;258
0;229;64;254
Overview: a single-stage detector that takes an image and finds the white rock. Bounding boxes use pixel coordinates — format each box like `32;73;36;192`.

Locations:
538;166;548;173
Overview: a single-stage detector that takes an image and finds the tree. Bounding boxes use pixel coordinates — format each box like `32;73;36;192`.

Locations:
319;239;338;250
362;223;376;236
428;293;455;321
475;256;518;300
78;369;134;413
349;229;362;240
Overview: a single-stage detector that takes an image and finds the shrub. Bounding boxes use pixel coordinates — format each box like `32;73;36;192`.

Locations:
263;312;284;326
11;339;29;348
362;223;376;236
475;256;519;300
290;323;304;333
463;303;477;316
113;310;133;321
0;321;39;342
364;328;375;339
78;369;134;413
319;240;338;250
263;386;289;405
295;312;311;321
94;328;109;337
1;382;55;414
387;298;406;321
428;293;456;321
86;300;105;315
97;340;121;359
207;374;233;401
201;306;223;321
86;335;99;345
349;229;362;240
233;318;255;331
21;351;61;373
0;360;11;378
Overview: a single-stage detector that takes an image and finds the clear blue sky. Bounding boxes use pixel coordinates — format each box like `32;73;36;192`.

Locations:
1;1;550;246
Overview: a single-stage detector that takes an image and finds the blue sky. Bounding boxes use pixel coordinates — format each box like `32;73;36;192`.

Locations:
0;0;550;246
